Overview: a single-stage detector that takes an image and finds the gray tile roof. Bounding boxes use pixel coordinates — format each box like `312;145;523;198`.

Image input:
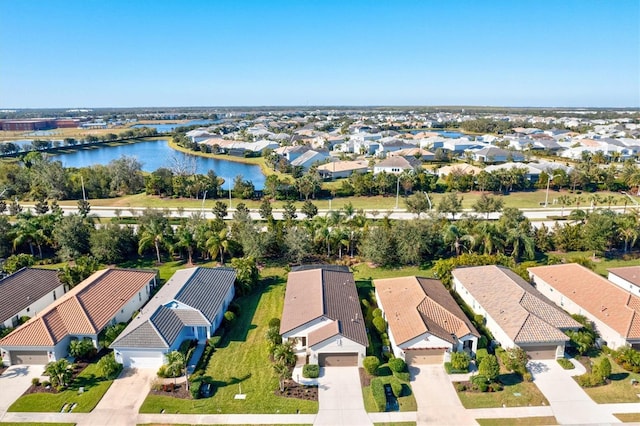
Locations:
111;267;236;350
320;270;368;347
0;268;62;323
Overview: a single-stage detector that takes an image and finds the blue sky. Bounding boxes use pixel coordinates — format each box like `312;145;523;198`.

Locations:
1;0;638;108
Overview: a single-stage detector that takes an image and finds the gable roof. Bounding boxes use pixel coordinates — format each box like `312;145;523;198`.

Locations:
375;277;478;346
608;266;640;288
452;266;579;344
375;156;421;170
529;263;640;339
0;268;157;347
280;267;368;347
111;267;236;350
0;267;63;324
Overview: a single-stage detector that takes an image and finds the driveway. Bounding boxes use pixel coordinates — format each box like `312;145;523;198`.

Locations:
315;367;371;426
75;367;155;426
528;360;620;424
0;364;45;416
410;365;476;425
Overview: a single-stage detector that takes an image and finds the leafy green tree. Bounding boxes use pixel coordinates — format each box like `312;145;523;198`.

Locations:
405;192;431;216
272;341;296;367
164;350;186;383
284;226;312;264
2;253;35;273
90;223;136;263
472;193;504;219
212;201;228;220
77;199;91;218
100;323;127;348
301;200;318;219
259;198;273;222
53;214;94;259
478;354;500;382
363;356;381;375
58;255;99;289
273;360;291;392
437;192;463;219
230;256;259;295
282;200;297;223
451;352;471;371
44;359;73;388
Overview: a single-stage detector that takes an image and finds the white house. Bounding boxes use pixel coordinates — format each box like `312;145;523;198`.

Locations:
529;264;640;350
0;268;158;366
374;276;479;365
289;150;330;171
452;266;580;360
373;156;421;175
110;267;236;369
608;266;640;297
0;268;65;330
280;265;368;367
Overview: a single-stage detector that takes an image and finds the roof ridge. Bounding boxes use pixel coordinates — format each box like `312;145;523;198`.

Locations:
35;317;56;346
72;296;98;334
147;316;169;347
513;312;532;341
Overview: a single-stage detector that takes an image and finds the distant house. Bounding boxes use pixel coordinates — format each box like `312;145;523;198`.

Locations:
374;276;479;365
274;145;311;162
280;265;368;367
373;156;421;175
453;266;580;360
473;147;525;163
289;150;330;171
388;148;436;161
608;266;640;297
317;160;369;179
186;129;215;143
0;268;158;366
0;268;65;330
111;267;235;369
529;264;640;350
437;164;483;178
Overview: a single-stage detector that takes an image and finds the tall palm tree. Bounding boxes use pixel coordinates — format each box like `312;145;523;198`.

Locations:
506;224;535;261
205;227;230;264
442;224;474;256
174;225;197;265
138;217;172;264
557;195;573;217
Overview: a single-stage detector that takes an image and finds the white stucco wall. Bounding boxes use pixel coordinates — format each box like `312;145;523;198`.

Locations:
1;284;66;329
112;281;154;325
531;274;629;349
282;317;329;351
309;335;366;367
608;273;640;298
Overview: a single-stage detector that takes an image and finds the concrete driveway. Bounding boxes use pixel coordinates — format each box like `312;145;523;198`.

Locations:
315;367;371;426
0;364;45;416
76;367;156;426
528;360;619;424
410;364;476;425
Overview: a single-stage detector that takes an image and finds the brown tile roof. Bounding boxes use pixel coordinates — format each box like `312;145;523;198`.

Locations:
452;266;579;344
374;277;478;346
308;321;339;346
608;266;640;287
529;263;640;339
280;267;367;347
0;268;157;348
0;267;63;323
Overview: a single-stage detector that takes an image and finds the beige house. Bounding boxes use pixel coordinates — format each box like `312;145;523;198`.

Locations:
280;265;367;367
453;265;580;359
529;263;640;350
374;276;479;365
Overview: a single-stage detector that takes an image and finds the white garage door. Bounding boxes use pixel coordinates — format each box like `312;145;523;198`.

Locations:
121;351;164;369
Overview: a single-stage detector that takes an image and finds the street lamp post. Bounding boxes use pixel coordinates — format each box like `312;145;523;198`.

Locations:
395;175;400;209
544;174;562;208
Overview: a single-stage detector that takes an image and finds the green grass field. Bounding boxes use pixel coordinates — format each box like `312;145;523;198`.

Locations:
578;353;640;403
455;372;549;409
139;267;318;414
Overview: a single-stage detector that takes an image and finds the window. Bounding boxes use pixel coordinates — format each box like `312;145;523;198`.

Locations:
138;292;142;302
53;290;57;300
26;307;30;313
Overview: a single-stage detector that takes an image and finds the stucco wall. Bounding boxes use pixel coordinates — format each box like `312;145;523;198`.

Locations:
608;273;640;298
1;284;66;329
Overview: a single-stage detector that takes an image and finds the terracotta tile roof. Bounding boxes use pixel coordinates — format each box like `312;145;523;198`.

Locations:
0;268;157;348
374;277;478;346
529;263;640;339
452;266;578;345
0;268;63;324
281;266;368;347
308;321;339;346
608;266;640;288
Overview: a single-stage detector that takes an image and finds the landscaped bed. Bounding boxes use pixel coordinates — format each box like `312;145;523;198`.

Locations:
8;360;120;413
360;365;417;412
576;353;640;403
139;268;318;414
455;372;549;409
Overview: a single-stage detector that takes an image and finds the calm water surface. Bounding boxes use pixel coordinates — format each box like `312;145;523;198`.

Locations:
52;139;265;189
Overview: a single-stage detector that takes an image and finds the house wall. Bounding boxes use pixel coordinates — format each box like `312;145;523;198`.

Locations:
1;284;65;329
111;280;154;325
282;317;328;351
531;274;629;349
211;283;235;332
309;335;366;367
453;276;517;349
607;273;640;297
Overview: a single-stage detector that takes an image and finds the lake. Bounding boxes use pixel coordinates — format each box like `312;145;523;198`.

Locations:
131;119;220;133
52;139;266;189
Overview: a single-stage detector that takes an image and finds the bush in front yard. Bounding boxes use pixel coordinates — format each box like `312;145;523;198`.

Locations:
370;378;386;411
557;358;575;370
363;356;380;375
373;316;387;335
390;376;403;397
478;355;500;382
392;370;411;382
303;364;320;379
451;352;470;372
475;348;488;364
31;378;40;386
388;357;407;374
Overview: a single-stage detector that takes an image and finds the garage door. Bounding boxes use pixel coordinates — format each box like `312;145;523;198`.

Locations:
526;345;558;360
121;351;165;369
405;348;445;365
10;350;49;365
318;353;358;367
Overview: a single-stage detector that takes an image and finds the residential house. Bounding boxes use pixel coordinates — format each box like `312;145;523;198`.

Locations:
373;156;421;175
388;148;436;161
274;145;311;162
608;266;640;297
0;268;158;366
290;150;330;171
436;164;483;178
374;276;479;365
529;264;640;350
280;265;368;367
452;266;580;359
110;267;236;368
0;268;65;330
317;160;369;179
473;147;525;163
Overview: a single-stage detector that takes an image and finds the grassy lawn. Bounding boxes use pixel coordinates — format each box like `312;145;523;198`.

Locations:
455;372;549;409
614;413;640;422
139;267;318;414
578;353;640;403
476;417;558;426
117;258;186;282
352;263;434;281
362;372;417;412
8;363;117;413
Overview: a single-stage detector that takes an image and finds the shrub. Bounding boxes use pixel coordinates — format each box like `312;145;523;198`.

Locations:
476;348;489;364
598;357;612;380
223;311;236;325
189;372;204;399
474;314;484;325
455;382;467;392
477;336;488;349
370;378;386;411
390;376;403;397
489;382;503;392
268;318;281;328
478;355;500;382
388;357;407;374
42;380;51;387
523;372;533;382
150;378;163;391
363;356;380;375
157;364;168;378
445;362;469;374
451;352;471;372
31;378;40;386
303;364;320;379
209;334;223;348
576;372;605;387
503;347;528;376
97;352;121;379
557;358;575;370
392;370;411;382
195;344;215;372
228;301;241;316
372;316;387;335
372;308;382;318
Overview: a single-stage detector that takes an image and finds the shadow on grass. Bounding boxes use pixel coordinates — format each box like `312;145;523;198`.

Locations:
70;373;102;391
610;372;629;381
400;383;412;397
498;373;523;386
376;366;392;377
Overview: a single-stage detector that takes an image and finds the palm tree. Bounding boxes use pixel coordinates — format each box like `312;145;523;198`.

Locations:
12;213;44;258
44;359;73;388
557;195;573;217
442;224;473;256
174;224;197;265
272;341;296;367
165;350;186;386
472;222;504;255
273;360;291;392
602;195;617;210
138;213;172;264
588;194;602;212
313;215;332;257
506;224;535;261
205;227;230;264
